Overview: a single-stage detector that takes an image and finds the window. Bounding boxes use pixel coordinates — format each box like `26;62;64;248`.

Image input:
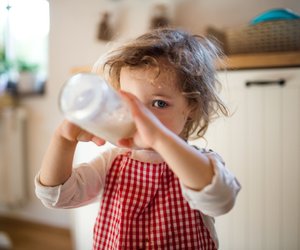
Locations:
0;0;49;95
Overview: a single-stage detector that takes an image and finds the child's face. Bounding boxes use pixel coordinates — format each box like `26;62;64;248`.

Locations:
119;62;190;137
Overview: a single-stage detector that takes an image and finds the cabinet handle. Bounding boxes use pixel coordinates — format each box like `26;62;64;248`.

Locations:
245;79;285;87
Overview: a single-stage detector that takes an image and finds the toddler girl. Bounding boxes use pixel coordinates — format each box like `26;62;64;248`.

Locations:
35;28;240;250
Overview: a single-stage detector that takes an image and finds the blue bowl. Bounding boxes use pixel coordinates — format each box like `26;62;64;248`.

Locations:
250;8;300;25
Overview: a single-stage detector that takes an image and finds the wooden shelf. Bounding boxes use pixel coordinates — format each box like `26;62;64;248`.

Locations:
72;51;300;73
71;65;92;74
218;51;300;70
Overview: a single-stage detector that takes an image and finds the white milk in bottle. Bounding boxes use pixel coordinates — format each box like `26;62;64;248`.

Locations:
59;73;136;145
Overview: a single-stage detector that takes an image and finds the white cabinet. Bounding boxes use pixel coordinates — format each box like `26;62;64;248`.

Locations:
193;68;300;250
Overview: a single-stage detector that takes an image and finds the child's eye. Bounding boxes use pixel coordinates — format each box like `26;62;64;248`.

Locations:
152;100;168;108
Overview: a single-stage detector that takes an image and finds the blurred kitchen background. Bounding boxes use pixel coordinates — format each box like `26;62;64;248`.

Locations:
0;0;300;249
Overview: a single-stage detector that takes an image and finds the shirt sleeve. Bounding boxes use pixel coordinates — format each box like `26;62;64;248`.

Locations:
180;151;241;217
34;147;121;209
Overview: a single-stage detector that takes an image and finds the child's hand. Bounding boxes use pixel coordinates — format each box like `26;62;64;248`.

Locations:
57;120;106;146
118;91;167;149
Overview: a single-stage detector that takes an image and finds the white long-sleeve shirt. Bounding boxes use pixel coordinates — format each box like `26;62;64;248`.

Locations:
35;147;241;248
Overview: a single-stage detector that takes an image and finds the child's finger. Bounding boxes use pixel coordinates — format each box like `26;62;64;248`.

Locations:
59;119;82;141
117;138;134;148
76;132;93;142
60;120;106;146
91;136;106;146
119;90;143;117
77;132;106;145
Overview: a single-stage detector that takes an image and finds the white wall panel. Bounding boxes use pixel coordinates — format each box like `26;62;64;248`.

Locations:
193;68;300;250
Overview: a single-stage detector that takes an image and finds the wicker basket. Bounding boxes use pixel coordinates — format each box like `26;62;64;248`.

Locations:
224;19;300;54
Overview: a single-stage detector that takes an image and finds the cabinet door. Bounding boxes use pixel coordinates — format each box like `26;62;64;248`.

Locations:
192;68;300;250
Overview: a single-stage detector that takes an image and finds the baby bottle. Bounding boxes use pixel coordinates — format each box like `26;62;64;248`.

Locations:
59;73;136;145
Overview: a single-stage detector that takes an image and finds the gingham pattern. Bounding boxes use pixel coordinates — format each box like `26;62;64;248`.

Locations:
93;152;216;250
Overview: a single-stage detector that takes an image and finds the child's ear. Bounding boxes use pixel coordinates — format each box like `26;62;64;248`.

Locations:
186;106;195;120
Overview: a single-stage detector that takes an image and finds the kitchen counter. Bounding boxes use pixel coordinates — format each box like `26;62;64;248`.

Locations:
71;51;300;73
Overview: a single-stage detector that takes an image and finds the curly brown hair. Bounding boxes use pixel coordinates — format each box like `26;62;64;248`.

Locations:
94;28;229;140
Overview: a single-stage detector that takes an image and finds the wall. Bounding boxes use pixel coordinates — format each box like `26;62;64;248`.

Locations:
2;0;299;229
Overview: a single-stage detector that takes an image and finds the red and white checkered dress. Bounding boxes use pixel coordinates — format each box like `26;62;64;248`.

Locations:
93;152;216;250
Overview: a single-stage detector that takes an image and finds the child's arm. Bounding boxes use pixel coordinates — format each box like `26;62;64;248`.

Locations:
39;120;105;187
119;91;214;191
153;130;214;191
